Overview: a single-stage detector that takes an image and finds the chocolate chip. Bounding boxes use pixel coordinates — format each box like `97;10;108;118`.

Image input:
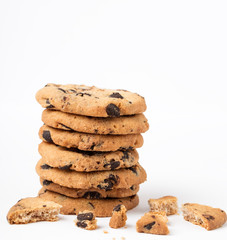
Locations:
128;166;138;175
90;142;96;150
76;92;91;97
104;160;120;170
60;123;74;131
41;164;53;169
69;89;77;93
77;212;94;221
58;164;72;170
130;185;135;191
43;205;46;207
43;180;53;186
113;204;122;212
109;92;124;99
129;101;132;104
97;174;119;191
202;214;215;220
82;192;101;199
76;221;87;228
88;202;95;209
121;150;129;161
144;221;156;230
42;130;53;143
58;88;66;93
106;104;120;117
46;99;54;109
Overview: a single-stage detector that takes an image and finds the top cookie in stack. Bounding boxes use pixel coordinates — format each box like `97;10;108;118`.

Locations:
35;83;149;217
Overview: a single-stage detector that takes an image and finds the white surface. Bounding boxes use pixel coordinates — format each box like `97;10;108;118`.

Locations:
0;0;227;239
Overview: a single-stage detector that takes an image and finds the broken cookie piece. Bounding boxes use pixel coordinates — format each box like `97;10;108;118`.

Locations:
75;210;97;230
182;203;227;230
109;204;127;228
7;197;62;224
148;196;178;215
136;211;169;235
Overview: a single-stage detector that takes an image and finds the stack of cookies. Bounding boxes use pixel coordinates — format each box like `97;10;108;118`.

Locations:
35;83;149;217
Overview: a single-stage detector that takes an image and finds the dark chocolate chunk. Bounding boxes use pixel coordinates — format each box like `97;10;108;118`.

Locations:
90;142;96;150
42;205;46;207
202;214;215;220
121;150;129;161
109;92;124;99
42;130;54;143
58;88;66;93
88;202;95;209
144;221;156;230
43;180;53;186
113;204;122;212
128;166;137;175
82;192;101;199
58;164;72;170
69;89;77;93
76;221;87;228
77;212;94;221
130;185;135;191
76;92;91;97
41;164;53;169
46;99;54;109
104;160;120;170
59;123;74;131
106;104;120;117
97;174;119;191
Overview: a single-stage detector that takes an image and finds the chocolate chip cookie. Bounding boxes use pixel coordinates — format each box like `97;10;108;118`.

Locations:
39;189;139;217
7;197;61;224
36;83;147;117
40;179;139;199
42;109;149;135
39;125;143;151
182;203;227;230
39;142;139;172
36;159;147;190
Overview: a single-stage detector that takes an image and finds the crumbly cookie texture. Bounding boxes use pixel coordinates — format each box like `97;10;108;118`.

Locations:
36;159;147;190
38;142;139;172
109;204;127;228
36;83;147;117
40;178;139;199
39;189;139;217
182;203;227;230
39;125;143;151
42;109;149;135
74;210;97;230
148;196;178;216
136;211;169;235
7;197;61;224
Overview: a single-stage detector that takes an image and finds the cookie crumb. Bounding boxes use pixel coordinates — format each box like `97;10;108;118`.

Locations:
109;204;127;228
103;230;108;234
75;210;97;230
148;196;178;215
136;211;169;235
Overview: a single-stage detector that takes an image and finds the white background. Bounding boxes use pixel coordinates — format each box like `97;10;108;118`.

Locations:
0;0;227;239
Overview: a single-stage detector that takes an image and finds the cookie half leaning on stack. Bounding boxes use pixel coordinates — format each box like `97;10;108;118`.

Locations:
35;83;149;217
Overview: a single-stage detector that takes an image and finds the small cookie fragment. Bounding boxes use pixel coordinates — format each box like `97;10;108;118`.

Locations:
148;196;178;215
75;210;97;230
109;204;127;228
7;197;61;224
136;211;169;235
182;203;227;230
